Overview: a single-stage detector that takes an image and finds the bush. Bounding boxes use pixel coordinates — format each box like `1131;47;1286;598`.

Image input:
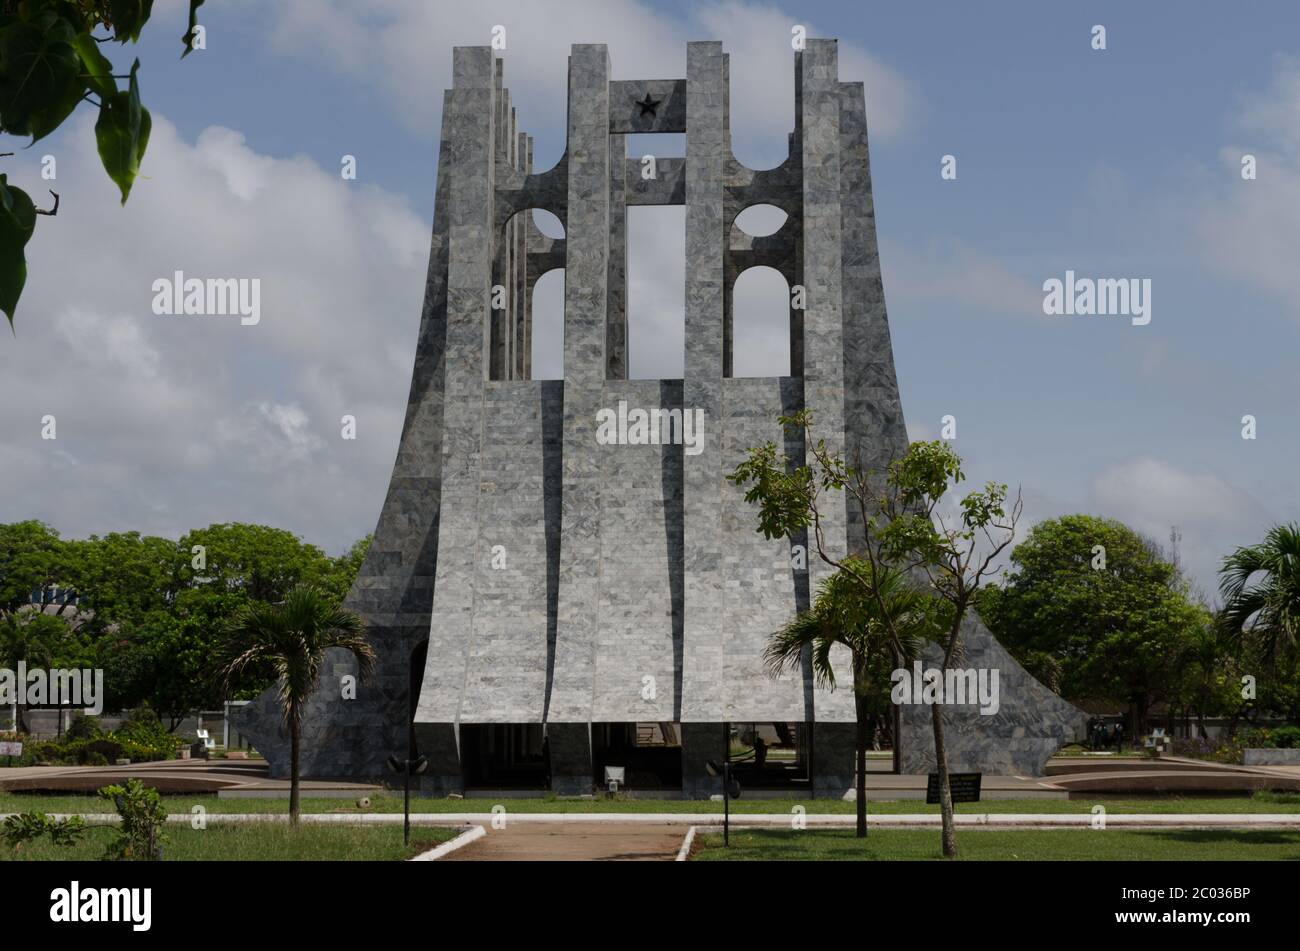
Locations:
1171;734;1246;764
1;812;86;852
115;704;174;749
65;715;102;742
97;778;167;861
1272;725;1300;749
21;734;173;766
1241;727;1274;749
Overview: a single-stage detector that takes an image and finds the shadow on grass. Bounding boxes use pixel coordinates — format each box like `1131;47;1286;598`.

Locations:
1135;829;1300;849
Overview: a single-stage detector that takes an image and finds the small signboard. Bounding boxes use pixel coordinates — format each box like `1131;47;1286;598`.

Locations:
926;771;981;804
0;741;22;757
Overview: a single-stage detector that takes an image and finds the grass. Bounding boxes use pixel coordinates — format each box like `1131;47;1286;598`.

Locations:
2;790;1299;815
1;822;460;861
691;827;1300;861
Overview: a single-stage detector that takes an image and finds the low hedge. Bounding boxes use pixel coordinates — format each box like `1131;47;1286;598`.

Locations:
18;734;177;766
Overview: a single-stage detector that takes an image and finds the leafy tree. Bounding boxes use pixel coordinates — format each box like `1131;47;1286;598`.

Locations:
979;515;1208;734
765;560;935;837
0;609;89;730
730;416;1020;858
0;520;77;618
221;585;374;824
318;534;371;604
0;519;372;733
0;0;205;327
1218;523;1300;727
1220;523;1300;669
1167;619;1243;738
180;523;337;603
69;531;182;636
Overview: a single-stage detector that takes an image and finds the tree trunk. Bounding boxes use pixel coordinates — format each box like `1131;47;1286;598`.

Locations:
930;698;957;858
854;690;868;838
289;710;301;827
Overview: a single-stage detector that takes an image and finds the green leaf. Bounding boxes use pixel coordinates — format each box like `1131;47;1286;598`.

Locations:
94;59;151;205
0;174;38;328
108;0;156;43
182;0;204;58
72;30;117;100
0;10;84;141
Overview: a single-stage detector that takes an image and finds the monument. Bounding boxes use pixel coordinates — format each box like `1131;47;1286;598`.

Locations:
233;38;1085;795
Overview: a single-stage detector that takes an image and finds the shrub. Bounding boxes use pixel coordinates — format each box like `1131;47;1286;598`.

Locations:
1272;725;1300;749
1;812;86;852
97;778;167;861
115;704;174;749
1241;727;1274;749
21;734;173;766
1171;734;1246;764
65;715;102;742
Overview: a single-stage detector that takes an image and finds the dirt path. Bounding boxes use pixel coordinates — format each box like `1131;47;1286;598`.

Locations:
440;821;685;861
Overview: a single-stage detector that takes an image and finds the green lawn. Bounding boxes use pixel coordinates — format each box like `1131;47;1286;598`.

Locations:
1;822;459;861
691;827;1300;861
2;790;1298;815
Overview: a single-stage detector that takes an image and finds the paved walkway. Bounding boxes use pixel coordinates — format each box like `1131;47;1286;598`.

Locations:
439;821;686;861
0;760;380;798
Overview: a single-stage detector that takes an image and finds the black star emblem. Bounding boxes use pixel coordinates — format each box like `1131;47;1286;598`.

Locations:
636;92;661;117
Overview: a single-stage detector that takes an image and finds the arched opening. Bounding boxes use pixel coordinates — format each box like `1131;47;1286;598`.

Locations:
531;269;565;379
532;208;564;239
498;207;563;381
731;266;791;378
733;204;788;238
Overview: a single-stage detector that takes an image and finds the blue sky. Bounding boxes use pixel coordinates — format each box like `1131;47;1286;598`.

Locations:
2;0;1298;597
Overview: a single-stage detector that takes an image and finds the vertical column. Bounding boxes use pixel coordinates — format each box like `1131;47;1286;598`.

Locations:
515;130;529;380
798;41;856;732
414;47;497;785
679;42;728;734
722;264;734;378
522;136;535;380
547;44;611;793
607;133;628;379
489;64;509;380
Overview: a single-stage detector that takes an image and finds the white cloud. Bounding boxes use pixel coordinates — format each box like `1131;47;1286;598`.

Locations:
883;237;1043;318
1089;456;1274;598
1196;61;1300;320
0;112;428;552
264;0;914;168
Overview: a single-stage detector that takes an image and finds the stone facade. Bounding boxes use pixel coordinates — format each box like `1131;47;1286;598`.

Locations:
232;38;1085;792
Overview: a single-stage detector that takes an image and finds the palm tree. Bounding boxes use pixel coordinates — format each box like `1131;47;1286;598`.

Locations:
220;585;375;824
1219;523;1300;669
0;613;62;734
766;559;935;838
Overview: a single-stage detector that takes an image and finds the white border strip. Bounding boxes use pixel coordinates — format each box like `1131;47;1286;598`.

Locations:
410;823;485;861
675;825;697;861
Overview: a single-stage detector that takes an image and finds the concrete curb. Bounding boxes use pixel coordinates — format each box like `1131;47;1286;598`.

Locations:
410;824;485;861
675;825;697;861
23;811;1300;829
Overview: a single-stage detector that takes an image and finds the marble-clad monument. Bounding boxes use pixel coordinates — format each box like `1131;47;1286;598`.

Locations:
233;38;1085;794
